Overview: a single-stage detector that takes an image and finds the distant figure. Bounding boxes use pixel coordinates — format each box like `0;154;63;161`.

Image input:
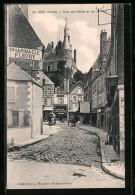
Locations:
68;114;76;127
72;115;76;127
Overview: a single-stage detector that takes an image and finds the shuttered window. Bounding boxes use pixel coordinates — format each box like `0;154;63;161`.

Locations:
7;87;15;102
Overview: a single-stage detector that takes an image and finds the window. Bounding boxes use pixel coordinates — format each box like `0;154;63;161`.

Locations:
23;111;30;127
7;87;15;102
58;97;64;104
46;98;52;106
47;66;51;72
73;96;77;101
78;96;82;101
72;95;78;102
47;87;51;94
78;87;82;94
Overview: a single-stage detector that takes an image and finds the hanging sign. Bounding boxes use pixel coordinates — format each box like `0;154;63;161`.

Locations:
8;47;42;61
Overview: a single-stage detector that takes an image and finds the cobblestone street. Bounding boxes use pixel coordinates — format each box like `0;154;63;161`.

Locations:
8;123;101;167
7;123;125;188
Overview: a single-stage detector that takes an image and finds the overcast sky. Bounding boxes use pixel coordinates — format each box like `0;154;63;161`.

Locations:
28;4;111;73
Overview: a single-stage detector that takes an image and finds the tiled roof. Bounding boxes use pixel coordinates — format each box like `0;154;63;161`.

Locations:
42;73;54;85
7;62;42;88
93;54;101;70
69;81;84;93
9;5;44;49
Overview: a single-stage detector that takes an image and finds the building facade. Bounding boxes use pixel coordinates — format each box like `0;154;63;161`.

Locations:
84;30;110;127
54;93;68;122
68;81;84;115
8;4;44;77
84;4;124;160
42;74;54;120
105;4;124;160
43;19;78;78
84;67;93;124
7;63;43;144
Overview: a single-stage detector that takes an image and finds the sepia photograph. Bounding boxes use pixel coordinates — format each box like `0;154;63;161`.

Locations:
6;4;125;189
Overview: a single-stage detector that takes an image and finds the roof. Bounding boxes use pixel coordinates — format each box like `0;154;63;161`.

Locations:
42;73;54;85
44;43;54;53
69;81;84;93
7;62;42;88
93;54;101;70
9;5;44;49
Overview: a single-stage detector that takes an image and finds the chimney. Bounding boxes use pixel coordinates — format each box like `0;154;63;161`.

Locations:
100;29;107;61
74;49;77;63
68;35;70;42
52;41;54;49
56;46;59;54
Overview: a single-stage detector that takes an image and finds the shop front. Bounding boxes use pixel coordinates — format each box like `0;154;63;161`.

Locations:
43;107;54;121
54;104;68;122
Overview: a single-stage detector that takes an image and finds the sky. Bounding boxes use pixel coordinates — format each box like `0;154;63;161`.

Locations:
28;4;111;73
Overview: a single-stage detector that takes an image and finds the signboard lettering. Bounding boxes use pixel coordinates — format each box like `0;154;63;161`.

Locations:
8;47;42;61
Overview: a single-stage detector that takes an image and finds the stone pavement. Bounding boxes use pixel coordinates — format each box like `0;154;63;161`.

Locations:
8;122;125;180
8;124;101;167
10;122;61;148
76;123;125;180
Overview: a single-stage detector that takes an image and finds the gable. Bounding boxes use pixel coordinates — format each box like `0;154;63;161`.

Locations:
70;83;84;95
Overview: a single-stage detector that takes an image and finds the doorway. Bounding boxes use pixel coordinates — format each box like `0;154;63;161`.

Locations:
12;111;19;127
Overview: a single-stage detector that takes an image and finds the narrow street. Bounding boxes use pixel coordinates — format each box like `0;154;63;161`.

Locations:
8;123;101;167
7;123;125;188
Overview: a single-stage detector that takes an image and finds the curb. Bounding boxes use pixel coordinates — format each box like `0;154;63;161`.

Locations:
76;125;125;180
101;163;125;180
8;134;52;151
8;128;61;151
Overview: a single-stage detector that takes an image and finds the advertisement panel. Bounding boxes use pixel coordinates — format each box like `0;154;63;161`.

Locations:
8;47;42;61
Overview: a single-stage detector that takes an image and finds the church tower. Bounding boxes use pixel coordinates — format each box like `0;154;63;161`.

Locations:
63;18;71;50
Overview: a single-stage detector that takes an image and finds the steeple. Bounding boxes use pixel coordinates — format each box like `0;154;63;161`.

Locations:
63;18;70;50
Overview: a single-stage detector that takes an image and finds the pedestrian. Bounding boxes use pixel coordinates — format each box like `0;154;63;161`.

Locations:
72;115;76;127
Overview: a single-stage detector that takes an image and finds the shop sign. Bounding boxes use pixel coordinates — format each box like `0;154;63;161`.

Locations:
8;47;42;61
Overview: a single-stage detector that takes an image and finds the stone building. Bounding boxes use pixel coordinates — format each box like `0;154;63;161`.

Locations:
42;74;54;120
43;19;78;80
105;4;124;160
7;4;55;142
84;4;124;160
68;81;84;115
8;4;44;77
84;67;93;124
84;30;111;127
54;93;68;122
7;62;43;145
